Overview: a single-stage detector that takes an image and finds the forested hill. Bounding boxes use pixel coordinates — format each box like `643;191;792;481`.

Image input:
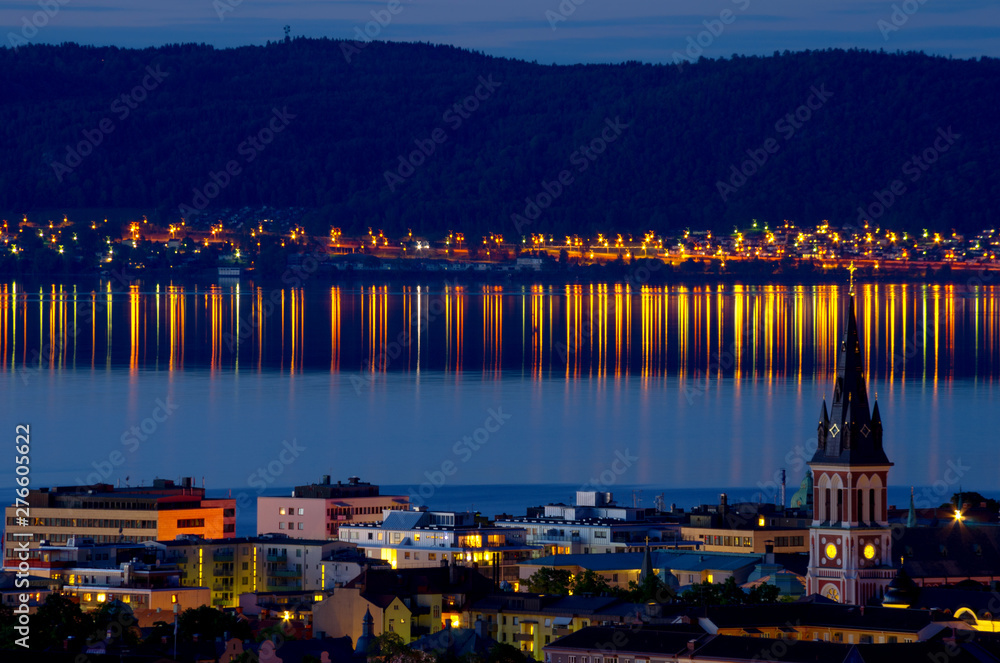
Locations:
1;40;998;236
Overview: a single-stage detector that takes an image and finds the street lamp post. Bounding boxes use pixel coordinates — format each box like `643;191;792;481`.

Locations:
173;602;180;660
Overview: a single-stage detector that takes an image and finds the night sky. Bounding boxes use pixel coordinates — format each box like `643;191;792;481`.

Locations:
2;0;998;63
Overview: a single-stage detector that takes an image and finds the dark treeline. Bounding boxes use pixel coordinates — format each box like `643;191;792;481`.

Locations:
2;40;998;237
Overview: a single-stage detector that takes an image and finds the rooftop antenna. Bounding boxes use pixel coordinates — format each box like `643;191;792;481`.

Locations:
779;469;786;510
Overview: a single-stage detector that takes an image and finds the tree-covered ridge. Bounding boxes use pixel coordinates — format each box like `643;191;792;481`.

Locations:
1;41;998;236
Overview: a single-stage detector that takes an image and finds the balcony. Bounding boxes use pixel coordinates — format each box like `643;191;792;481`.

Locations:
266;580;302;591
513;633;533;642
266;554;288;563
553;628;573;637
213;552;234;562
530;534;583;543
270;568;300;578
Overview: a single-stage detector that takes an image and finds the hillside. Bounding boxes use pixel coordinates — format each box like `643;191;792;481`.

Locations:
1;40;998;236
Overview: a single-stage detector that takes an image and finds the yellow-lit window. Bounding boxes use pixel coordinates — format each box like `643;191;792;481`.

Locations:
171;594;178;604
97;594;106;603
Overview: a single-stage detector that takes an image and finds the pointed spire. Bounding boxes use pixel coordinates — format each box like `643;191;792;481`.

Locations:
639;537;653;582
811;280;888;467
907;487;917;528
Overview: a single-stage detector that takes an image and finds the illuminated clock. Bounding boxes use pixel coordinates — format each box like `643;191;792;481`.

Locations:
825;543;838;559
864;544;876;560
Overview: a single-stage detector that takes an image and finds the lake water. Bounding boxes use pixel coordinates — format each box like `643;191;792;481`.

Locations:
2;279;997;535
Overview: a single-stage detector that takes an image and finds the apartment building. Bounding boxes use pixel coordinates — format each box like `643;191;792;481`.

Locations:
153;533;343;608
338;509;535;583
257;476;409;539
3;479;235;567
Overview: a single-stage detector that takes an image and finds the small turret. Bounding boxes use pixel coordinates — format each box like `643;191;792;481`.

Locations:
817;399;829;452
639;540;653;582
355;608;376;655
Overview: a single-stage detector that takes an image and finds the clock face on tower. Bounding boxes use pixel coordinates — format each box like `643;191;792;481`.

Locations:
864;544;876;560
825;543;838;560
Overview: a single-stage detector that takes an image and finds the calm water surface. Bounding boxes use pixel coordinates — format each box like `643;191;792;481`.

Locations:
2;280;997;510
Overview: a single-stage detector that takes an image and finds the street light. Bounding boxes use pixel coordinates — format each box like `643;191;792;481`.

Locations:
173;602;180;660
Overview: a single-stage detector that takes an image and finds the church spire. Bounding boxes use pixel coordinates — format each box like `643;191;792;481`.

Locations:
907;487;917;528
811;276;889;466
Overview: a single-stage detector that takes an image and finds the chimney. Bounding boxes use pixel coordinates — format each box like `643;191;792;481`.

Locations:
322;475;331;485
687;639;698;652
475;617;487;639
765;543;774;565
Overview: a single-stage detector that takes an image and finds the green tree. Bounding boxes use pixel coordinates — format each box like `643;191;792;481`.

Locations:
747;583;781;604
681;580;722;607
178;605;252;643
371;631;422;663
570;570;612;596
527;568;572;595
92;599;141;647
487;642;531;663
30;594;95;650
621;572;673;603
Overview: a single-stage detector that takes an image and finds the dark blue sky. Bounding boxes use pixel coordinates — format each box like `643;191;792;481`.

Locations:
3;0;998;63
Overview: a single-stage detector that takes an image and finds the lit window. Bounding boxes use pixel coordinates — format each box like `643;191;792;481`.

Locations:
298;508;304;515
279;508;286;515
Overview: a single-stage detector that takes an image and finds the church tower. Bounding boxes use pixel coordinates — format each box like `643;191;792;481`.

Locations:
806;281;894;605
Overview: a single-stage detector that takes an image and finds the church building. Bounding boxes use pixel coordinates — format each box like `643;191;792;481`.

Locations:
806;286;895;605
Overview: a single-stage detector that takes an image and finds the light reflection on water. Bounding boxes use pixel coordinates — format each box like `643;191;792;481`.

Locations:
1;281;998;382
2;280;997;493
